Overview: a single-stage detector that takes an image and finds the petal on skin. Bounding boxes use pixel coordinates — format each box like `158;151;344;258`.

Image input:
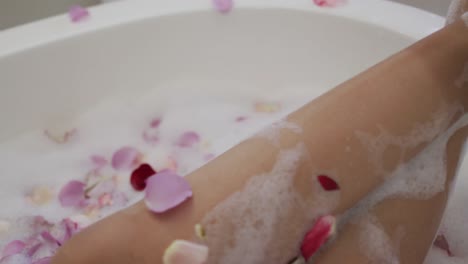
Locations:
111;146;141;171
300;215;336;260
58;181;86;207
144;171;192;213
163;240;208;264
317;175;340;191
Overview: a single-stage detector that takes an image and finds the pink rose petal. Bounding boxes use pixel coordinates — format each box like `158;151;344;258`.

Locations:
213;0;233;13
90;155;108;169
40;232;59;245
111;146;141;171
150;118;162;128
59;218;79;243
2;240;26;258
69;5;89;23
58;180;86;207
144;171;192;213
163;240;208;264
176;131;200;148
235;116;247;122
313;0;346;8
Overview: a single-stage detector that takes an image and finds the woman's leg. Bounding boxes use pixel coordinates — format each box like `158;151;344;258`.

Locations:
51;18;468;264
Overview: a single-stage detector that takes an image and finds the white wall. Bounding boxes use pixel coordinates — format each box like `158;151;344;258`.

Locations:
0;0;450;30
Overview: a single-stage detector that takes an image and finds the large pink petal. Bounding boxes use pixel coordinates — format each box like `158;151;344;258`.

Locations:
58;181;86;207
144;171;192;213
1;240;26;258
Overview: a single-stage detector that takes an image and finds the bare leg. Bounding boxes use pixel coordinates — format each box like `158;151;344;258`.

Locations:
51;18;468;264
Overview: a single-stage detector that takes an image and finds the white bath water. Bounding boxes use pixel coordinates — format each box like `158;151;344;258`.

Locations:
0;84;466;263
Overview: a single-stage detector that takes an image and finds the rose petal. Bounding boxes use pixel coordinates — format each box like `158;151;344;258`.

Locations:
68;5;89;23
2;240;26;258
300;215;336;260
142;130;160;145
317;175;340;191
90;155;108;169
40;232;59;245
434;234;453;257
313;0;346;8
111;146;141;171
58;180;86;207
213;0;233;13
61;218;79;243
176;132;200;148
254;101;281;113
0;254;31;264
235;116;247;122
163;240;208;264
44;128;77;144
32;257;52;264
144;171;192;213
130;163;156;191
150;118;162;128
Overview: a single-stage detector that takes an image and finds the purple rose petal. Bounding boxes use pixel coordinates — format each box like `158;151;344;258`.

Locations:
2;240;26;258
40;232;59;245
213;0;233;13
144;171;193;213
32;257;52;264
58;180;86;207
68;5;89;23
176;131;200;148
111;146;141;171
60;218;79;243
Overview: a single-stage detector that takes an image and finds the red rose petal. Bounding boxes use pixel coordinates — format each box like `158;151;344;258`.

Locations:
130;163;157;191
317;175;339;191
434;234;453;257
300;215;336;260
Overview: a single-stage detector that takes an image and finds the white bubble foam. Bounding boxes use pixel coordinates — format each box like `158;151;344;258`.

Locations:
357;215;401;264
447;1;467;25
255;119;302;146
201;144;338;263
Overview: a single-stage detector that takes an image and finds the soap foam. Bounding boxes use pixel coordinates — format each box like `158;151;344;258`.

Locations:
340;112;468;263
254;119;302;147
357;214;401;264
201;144;338;263
446;0;466;25
355;106;459;176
